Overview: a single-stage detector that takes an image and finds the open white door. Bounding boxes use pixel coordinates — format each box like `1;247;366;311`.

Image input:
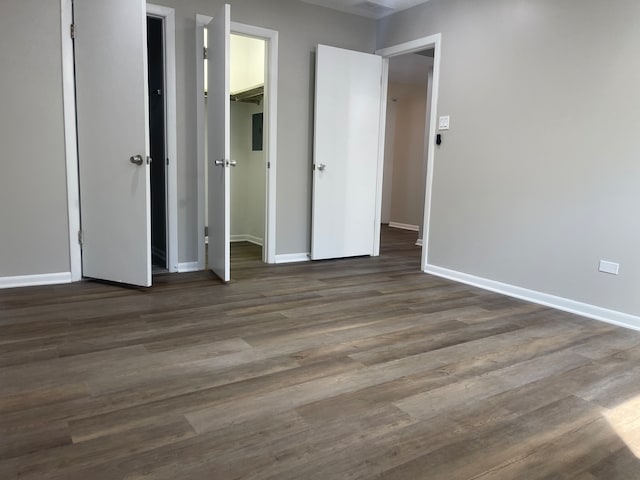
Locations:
74;0;151;286
311;45;383;260
207;4;231;282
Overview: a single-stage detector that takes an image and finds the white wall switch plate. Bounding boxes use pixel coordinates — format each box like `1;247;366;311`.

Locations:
438;115;450;130
599;260;620;275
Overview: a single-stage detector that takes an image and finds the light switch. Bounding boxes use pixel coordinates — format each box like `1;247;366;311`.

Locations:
438;115;450;130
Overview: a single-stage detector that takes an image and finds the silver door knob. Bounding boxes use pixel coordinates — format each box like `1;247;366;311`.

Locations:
317;163;326;171
228;160;237;167
214;159;225;166
129;155;144;166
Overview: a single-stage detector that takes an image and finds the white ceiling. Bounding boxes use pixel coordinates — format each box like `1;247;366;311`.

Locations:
299;0;431;19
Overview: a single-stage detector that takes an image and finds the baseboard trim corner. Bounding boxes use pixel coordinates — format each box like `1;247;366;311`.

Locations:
424;264;640;332
230;234;264;246
0;272;72;289
275;253;310;264
388;222;420;232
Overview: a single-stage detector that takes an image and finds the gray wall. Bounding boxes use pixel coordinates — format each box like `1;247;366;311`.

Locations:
378;0;640;316
0;0;70;277
149;0;377;260
230;101;266;243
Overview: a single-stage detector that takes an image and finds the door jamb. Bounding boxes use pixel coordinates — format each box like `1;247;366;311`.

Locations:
147;4;178;273
61;0;82;282
195;15;279;268
373;33;442;272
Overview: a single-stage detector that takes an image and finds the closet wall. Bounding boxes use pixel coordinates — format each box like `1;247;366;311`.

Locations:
230;102;266;245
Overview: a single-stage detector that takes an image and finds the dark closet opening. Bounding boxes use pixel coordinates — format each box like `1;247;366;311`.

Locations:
147;16;166;269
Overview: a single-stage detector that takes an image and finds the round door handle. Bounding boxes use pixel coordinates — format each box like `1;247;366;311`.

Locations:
129;155;144;166
214;159;225;166
317;163;326;171
228;160;237;167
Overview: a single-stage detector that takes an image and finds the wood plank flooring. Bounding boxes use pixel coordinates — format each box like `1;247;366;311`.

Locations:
2;226;640;479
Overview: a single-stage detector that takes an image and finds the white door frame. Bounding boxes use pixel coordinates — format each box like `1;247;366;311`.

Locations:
374;34;442;272
61;0;82;282
196;14;278;268
147;4;179;273
60;1;179;281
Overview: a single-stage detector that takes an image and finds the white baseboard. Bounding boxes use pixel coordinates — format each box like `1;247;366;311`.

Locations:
424;264;640;332
415;238;423;246
0;272;72;289
177;262;201;273
389;222;419;232
231;234;263;246
275;253;310;264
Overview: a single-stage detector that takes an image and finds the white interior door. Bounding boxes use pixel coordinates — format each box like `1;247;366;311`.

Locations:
207;4;231;281
311;45;383;260
74;0;151;286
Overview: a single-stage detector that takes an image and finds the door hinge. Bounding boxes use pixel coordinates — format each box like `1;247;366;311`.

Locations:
203;47;208;60
166;158;169;166
267;161;271;169
70;24;75;39
77;230;83;246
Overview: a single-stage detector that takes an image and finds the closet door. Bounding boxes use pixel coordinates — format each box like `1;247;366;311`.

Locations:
75;0;152;286
311;44;383;260
207;4;232;282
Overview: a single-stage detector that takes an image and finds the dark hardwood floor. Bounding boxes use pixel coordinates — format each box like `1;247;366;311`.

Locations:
2;226;640;479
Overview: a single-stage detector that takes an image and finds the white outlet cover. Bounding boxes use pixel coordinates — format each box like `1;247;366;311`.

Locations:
438;115;450;130
599;260;620;275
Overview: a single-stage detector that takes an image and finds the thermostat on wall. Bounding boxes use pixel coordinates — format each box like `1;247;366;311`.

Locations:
438;115;450;130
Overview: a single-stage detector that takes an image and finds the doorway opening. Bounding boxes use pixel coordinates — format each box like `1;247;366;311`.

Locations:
374;33;442;272
203;31;267;269
228;34;267;267
147;4;178;274
379;49;434;263
195;15;278;275
147;15;167;271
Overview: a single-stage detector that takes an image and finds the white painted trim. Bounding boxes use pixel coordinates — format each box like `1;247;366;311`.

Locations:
147;4;179;273
415;238;423;246
376;34;442;58
61;0;82;282
375;33;442;272
177;262;201;273
0;272;72;290
196;16;279;271
372;58;389;257
231;234;263;246
425;264;640;332
195;15;210;271
275;253;310;264
388;222;419;232
139;0;153;287
147;4;172;17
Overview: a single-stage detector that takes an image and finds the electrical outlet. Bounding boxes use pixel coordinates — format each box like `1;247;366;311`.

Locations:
599;260;619;275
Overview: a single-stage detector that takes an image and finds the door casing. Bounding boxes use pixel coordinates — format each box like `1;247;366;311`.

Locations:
374;34;442;272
